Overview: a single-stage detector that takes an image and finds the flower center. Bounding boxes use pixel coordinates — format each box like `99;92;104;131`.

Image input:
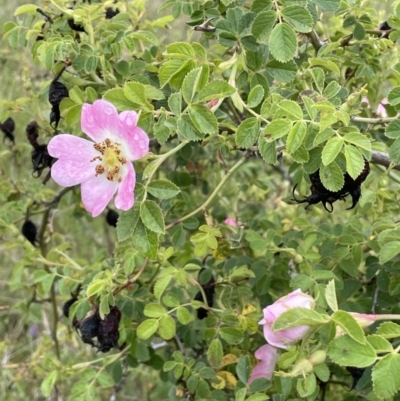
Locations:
91;138;127;182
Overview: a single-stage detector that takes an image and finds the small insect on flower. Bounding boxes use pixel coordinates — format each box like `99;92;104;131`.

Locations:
48;99;149;217
1;117;15;144
22;220;37;246
292;160;370;212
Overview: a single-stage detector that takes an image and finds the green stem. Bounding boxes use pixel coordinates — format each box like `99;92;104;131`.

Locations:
351;115;400;123
165;154;249;230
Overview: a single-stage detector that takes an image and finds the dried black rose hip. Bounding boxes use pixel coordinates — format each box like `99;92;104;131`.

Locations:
32;145;54;178
194;269;216;320
49;80;69;129
26;121;39;148
78;309;101;347
22;220;37;246
1;117;16;144
292;160;370;212
105;7;119;19
346;366;365;390
63;297;77;318
67;19;86;32
106;209;119;227
97;306;121;352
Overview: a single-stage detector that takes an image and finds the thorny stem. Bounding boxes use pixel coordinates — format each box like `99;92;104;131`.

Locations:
165;153;250;230
113;258;149;295
306;30;324;52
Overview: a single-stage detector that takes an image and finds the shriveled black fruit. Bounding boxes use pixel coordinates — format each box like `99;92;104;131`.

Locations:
105;7;119;19
31;144;54;178
106;209;119;227
1;117;15;144
22;220;37;246
292;160;370;212
346;366;365;390
63;298;77;318
97;306;121;352
194;269;216;320
26;121;39;148
49;80;69;129
67;19;86;32
79;310;101;346
379;21;392;38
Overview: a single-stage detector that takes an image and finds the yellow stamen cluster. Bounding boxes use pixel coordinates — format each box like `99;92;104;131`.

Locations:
91;138;127;182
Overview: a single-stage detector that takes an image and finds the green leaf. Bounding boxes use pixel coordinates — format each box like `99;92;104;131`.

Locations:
14;4;38;15
388;86;400;106
182;67;202;104
197;80;236;102
154;275;172;300
116;203;141;242
69;86;84;104
147;180;180;199
266;59;297;83
332;311;366;344
96;371;114;388
327;334;376;367
86;280;107;297
144;303;167;318
247;85;264;108
273;308;329;331
140;201;165;234
372;354;400;399
168;92;182;116
124;82;153;112
41;371;58;397
319;162;344;192
251;10;277;43
309;57;340;75
314;363;330;382
386;120;400;139
325;280;338;312
262;119;292;141
321;137;343;166
366;335;393;353
344;145;364;180
311;0;340;11
178;115;204;141
158;315;176;340
287;120;307;153
208;339;223;369
235;117;260;148
188;104;218;134
137;319;159;340
390;138;400;163
246;394;268;401
269;23;297;62
376;322;400;339
281;6;313;33
103;88;136;111
343;132;371;151
220;327;244;344
323;81;341;98
297;373;316;398
177;307;192;324
259;137;278;164
278;99;303;120
379;241;400;264
236;355;251;383
132;220;159;259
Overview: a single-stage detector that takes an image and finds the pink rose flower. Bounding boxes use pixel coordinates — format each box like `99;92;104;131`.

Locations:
260;289;315;349
224;217;237;227
48;100;149;217
248;344;278;384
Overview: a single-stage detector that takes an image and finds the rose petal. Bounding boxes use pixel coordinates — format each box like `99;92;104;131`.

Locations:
51;158;95;187
117;116;149;160
48;134;97;160
263;323;288;349
81;100;120;142
274;325;310;345
248;344;278;384
114;162;135;211
81;175;119;217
